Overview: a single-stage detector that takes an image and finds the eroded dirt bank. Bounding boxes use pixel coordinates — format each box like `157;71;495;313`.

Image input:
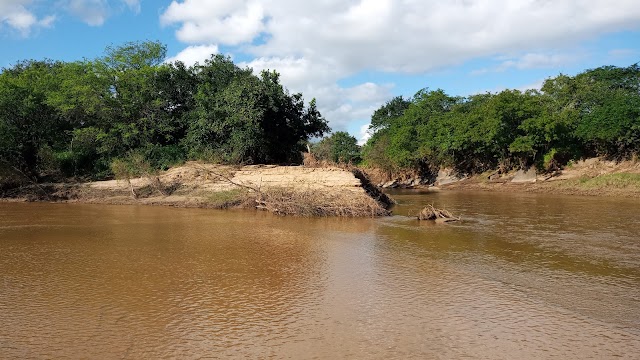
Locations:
370;158;640;198
3;162;393;217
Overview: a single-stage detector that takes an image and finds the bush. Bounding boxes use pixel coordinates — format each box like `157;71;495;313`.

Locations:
142;144;185;170
110;151;152;180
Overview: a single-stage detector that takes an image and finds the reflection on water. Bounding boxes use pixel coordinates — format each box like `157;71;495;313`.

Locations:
0;191;639;359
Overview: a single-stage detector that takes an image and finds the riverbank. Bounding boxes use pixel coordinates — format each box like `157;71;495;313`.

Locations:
369;158;640;198
1;162;393;217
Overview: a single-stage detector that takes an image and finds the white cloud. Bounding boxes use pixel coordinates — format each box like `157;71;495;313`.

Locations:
608;48;638;58
472;52;582;75
163;0;640;72
511;53;580;69
66;0;109;26
502;53;580;71
165;44;219;66
38;15;56;28
516;79;545;92
239;55;381;130
5;9;36;30
0;0;55;36
121;0;140;13
240;56;345;91
1;1;141;33
161;0;266;45
358;123;372;146
308;82;393;131
238;56;393;131
61;0;141;26
161;0;640;134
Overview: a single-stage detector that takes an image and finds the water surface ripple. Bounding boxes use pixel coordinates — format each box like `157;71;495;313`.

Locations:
0;191;639;359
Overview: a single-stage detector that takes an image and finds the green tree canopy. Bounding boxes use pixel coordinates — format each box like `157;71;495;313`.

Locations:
0;41;329;185
312;131;360;164
362;64;640;175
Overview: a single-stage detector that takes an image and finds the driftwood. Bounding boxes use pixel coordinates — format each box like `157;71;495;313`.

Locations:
417;204;460;222
254;188;389;217
0;159;52;200
193;165;260;192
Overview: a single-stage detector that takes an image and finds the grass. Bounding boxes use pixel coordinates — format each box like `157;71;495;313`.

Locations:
560;173;640;190
205;189;252;208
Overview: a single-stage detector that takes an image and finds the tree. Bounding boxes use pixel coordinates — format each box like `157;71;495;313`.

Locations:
185;60;329;164
0;41;329;185
370;96;410;131
0;60;68;178
573;65;640;156
312;131;360;164
102;40;166;71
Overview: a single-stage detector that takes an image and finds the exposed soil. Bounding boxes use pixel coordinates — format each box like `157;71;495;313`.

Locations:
4;158;638;212
1;162;393;217
426;158;640;198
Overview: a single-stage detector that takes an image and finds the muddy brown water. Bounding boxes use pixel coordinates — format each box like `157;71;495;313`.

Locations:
1;190;639;359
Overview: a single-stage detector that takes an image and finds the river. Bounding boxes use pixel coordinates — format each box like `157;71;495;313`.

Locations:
1;190;639;359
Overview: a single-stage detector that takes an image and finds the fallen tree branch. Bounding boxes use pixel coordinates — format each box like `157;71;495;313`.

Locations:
0;159;51;200
417;204;460;222
193;165;260;193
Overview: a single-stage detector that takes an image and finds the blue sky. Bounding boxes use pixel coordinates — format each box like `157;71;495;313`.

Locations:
2;1;639;143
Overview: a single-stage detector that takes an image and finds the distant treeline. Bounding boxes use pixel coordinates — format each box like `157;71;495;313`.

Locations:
0;41;328;183
361;65;640;176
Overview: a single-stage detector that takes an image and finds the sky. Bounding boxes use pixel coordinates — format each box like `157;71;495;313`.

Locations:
1;1;639;144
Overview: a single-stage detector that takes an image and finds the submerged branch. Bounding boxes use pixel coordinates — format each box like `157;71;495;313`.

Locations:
417;204;460;222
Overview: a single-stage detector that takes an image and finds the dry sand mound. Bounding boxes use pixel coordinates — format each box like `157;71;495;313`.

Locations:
81;162;392;217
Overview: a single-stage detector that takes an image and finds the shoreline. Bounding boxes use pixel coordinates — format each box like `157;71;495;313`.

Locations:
370;158;640;198
1;162;393;217
3;158;639;213
423;177;640;198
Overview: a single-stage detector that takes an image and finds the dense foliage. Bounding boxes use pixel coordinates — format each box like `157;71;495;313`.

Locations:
362;65;640;175
311;131;360;164
0;41;328;183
